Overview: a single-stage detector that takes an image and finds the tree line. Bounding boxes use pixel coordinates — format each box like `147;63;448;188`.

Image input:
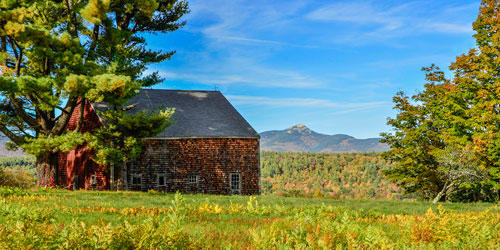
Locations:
0;156;36;188
260;151;403;199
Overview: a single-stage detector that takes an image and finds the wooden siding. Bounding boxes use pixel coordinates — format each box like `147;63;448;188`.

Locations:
127;138;260;195
57;99;261;194
57;100;108;190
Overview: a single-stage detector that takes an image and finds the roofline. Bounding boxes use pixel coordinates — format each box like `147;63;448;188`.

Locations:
88;101;105;125
140;88;220;93
143;136;260;140
88;89;260;138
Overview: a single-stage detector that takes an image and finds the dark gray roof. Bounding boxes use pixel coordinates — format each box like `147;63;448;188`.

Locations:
92;89;259;139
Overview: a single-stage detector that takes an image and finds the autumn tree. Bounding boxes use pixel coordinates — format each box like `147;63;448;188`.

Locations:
382;0;500;202
0;0;189;186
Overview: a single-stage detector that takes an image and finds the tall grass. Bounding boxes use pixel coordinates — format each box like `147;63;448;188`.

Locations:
1;188;499;249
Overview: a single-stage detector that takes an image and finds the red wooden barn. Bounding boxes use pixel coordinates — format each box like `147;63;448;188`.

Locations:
58;89;260;195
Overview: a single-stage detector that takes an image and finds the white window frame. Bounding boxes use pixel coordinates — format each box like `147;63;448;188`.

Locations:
157;174;166;187
131;174;142;186
230;173;241;194
188;174;199;184
90;175;96;185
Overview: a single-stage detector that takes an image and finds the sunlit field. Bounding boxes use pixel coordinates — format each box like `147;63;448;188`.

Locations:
1;187;499;249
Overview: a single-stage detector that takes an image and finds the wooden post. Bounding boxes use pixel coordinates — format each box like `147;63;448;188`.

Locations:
110;164;114;190
121;160;128;191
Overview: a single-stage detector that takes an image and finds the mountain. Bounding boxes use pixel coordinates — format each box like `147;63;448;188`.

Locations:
259;124;389;153
0;137;25;157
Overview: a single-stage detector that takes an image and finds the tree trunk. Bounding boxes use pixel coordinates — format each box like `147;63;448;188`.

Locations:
121;160;128;191
110;164;115;191
114;160;128;191
432;189;446;204
433;181;453;204
36;151;59;188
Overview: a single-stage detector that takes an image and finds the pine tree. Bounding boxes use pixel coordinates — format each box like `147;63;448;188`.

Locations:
0;0;189;186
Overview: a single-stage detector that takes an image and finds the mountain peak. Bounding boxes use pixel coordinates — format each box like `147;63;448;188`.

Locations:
287;123;312;134
260;125;389;153
288;123;307;129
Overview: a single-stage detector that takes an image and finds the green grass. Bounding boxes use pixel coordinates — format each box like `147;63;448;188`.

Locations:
38;190;495;217
2;188;500;249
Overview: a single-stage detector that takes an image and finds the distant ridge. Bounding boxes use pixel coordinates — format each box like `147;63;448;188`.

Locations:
260;124;389;153
0;137;25;157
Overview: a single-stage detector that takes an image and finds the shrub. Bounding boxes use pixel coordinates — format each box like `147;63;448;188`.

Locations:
0;167;35;188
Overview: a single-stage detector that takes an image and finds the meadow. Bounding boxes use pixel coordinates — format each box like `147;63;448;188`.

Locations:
1;187;500;249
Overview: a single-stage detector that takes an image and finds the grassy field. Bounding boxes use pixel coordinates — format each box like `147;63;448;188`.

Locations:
1;188;500;249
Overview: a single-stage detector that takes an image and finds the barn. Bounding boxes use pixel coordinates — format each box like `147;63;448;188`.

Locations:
57;89;260;195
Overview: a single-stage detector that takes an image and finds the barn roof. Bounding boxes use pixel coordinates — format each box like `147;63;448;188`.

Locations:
91;89;259;139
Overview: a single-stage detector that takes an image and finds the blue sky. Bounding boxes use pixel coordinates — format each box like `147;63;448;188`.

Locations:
145;0;480;138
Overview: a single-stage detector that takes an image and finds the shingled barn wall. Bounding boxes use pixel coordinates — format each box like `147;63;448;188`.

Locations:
57;100;108;190
127;138;260;195
57;89;261;194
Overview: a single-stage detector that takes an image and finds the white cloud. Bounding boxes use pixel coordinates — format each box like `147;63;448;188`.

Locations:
305;1;476;45
226;95;389;109
188;0;306;45
306;2;405;26
156;69;323;89
424;22;472;34
149;0;479;91
211;36;285;46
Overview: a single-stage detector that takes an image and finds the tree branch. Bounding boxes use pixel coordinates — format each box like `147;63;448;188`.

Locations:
51;97;78;135
64;0;78;38
30;91;69;115
1;36;7;69
0;123;24;145
8;37;23;77
117;5;138;31
8;94;38;128
11;121;33;139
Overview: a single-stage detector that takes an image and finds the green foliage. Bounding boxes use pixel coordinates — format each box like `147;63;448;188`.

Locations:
382;0;500;202
0;189;499;249
0;186;29;197
0;167;34;188
381;82;446;199
0;156;35;169
261;151;402;199
22;131;85;157
0;156;35;188
85;108;174;167
0;0;189;185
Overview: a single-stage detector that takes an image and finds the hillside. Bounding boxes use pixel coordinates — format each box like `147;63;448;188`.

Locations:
0;137;25;157
260;124;389;153
260;151;400;199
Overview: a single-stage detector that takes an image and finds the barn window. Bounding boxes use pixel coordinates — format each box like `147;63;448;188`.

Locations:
158;174;166;186
188;174;199;184
132;174;142;186
90;175;96;185
73;175;79;190
230;173;241;194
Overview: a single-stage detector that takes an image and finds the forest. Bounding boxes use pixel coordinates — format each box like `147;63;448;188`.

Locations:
0;157;35;188
260;151;401;199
